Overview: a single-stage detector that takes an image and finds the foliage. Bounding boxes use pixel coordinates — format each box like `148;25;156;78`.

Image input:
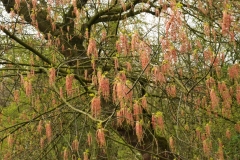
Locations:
0;0;240;159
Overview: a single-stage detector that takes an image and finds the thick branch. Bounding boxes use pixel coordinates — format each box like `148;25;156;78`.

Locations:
0;25;52;65
86;0;150;27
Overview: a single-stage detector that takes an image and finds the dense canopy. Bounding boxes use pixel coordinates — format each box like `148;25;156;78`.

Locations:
0;0;239;159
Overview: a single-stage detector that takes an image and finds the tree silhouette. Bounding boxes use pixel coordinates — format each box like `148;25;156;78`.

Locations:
0;0;239;159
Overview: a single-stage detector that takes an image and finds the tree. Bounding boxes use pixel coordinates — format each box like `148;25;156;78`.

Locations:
0;0;239;159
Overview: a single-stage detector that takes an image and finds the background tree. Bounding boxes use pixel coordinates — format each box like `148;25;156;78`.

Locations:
0;0;240;159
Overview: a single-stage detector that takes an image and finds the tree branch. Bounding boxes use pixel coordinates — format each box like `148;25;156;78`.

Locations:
0;25;52;65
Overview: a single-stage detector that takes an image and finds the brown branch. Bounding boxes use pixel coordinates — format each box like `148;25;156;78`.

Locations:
0;25;52;65
0;26;89;91
86;0;151;27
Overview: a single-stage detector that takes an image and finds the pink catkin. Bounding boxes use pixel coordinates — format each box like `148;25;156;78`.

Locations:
125;109;134;126
160;38;169;51
152;66;159;83
51;22;56;31
141;96;147;110
226;129;231;139
222;11;231;35
96;128;106;147
112;83;117;103
15;0;20;9
91;96;101;118
212;29;217;42
203;140;210;156
205;123;211;137
218;140;224;160
206;77;215;89
20;74;24;84
133;102;142;120
152;114;156;129
37;120;43;135
87;38;98;58
158;71;166;84
116;41;121;53
131;32;139;52
228;64;239;80
118;71;127;82
156;113;164;130
196;40;202;49
170;47;177;63
72;0;77;7
120;0;126;11
139;49;150;72
66;74;74;96
210;89;219;110
92;74;98;86
169;137;174;150
166;85;176;97
196;128;201;140
49;68;56;85
40;137;45;149
59;87;63;98
152;113;164;130
85;29;89;39
119;34;129;55
165;16;173;36
204;23;210;37
7;134;14;148
126;62;132;72
61;44;65;51
45;122;52;142
84;70;88;80
116;82;124;100
99;77;110;101
117;109;124;127
63;148;68;160
71;139;79;151
114;58;119;71
87;133;92;146
97;70;102;84
198;0;208;14
84;152;89;160
218;81;227;94
139;41;151;70
91;60;96;71
161;62;171;75
136;121;143;142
